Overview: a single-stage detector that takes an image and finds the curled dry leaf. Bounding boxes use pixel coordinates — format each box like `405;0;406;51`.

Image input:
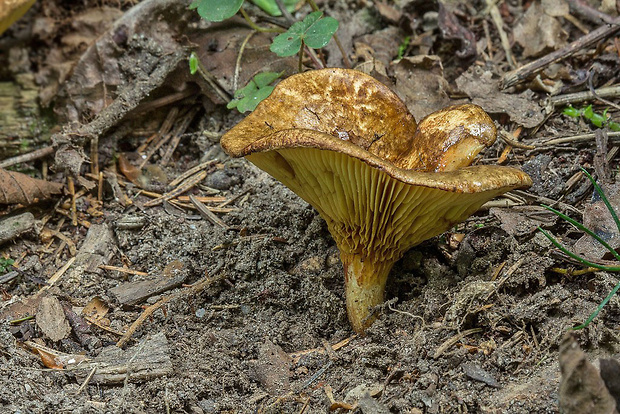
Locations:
0;168;63;205
221;68;532;333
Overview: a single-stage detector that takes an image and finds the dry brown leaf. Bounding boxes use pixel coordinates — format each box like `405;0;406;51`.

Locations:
514;1;568;58
82;296;109;321
0;168;63;205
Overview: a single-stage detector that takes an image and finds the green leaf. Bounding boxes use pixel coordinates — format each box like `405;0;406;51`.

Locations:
227;72;282;113
270;11;338;57
190;0;244;22
562;106;581;118
304;16;338;49
189;52;199;75
252;0;297;16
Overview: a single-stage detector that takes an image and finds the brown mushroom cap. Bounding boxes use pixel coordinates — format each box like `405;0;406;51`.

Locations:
221;68;532;333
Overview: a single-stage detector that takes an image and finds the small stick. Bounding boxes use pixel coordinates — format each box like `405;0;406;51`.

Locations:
99;265;148;276
189;195;229;229
0;146;54;169
116;274;219;348
160;107;200;166
168;160;218;187
486;0;516;68
433;328;483;359
75;366;97;395
538;131;620;146
143;171;207;207
233;31;256;92
501;18;620;89
67;177;78;226
550;84;620;106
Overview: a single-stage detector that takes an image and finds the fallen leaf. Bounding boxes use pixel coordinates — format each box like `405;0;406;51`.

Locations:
456;67;545;128
36;296;71;342
391;55;452;121
513;1;568;58
0;168;63;205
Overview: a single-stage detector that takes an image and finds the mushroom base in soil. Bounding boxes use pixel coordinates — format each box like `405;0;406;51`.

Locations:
222;68;532;334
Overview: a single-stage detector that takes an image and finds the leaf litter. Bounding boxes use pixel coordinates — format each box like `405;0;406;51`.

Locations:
1;0;620;412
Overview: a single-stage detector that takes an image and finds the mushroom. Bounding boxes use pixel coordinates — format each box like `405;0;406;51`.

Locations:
221;68;532;334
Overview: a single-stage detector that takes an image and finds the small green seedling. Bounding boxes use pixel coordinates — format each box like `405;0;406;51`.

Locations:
397;36;411;60
270;11;338;57
227;71;283;113
538;167;620;329
563;104;620;131
0;257;14;274
189;52;199;75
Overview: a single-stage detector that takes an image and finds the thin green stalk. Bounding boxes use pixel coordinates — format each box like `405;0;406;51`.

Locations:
580;167;620;234
538;227;620;272
572;279;620;330
541;204;620;262
239;7;284;33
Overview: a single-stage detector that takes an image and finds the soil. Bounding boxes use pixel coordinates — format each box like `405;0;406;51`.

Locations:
1;0;620;413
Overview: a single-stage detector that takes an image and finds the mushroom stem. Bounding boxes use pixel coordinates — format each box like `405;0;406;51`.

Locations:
341;252;394;334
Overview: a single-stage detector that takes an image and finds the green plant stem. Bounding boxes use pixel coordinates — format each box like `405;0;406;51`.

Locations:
541;204;620;262
305;0;351;68
239;7;284;33
298;41;304;73
581;167;620;234
572;279;620;330
538;227;620;272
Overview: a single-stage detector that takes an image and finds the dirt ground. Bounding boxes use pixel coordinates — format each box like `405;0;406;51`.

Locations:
1;0;620;413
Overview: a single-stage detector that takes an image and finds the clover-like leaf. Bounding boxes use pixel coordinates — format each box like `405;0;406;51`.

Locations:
189;0;244;22
270;11;339;57
227;72;282;113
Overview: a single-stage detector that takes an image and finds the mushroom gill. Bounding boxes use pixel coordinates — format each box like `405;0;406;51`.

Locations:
221;68;532;334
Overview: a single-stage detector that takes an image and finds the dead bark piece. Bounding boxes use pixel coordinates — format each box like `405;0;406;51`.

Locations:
0;168;63;205
68;332;172;384
108;261;188;307
36;296;71;342
0;212;36;245
559;334;619;414
61;224;114;290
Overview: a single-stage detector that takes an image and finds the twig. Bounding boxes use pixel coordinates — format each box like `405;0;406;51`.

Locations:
168;160;218;187
485;0;516;68
0;146;54;169
67;177;77;226
566;0;617;25
160;108;201;166
537;131;620;146
189;195;229;229
233;31;256;92
116;274;220;348
99;265;148;276
143;170;207;207
550;84;620;106
75;366;97;395
433;328;483;359
501;18;620;89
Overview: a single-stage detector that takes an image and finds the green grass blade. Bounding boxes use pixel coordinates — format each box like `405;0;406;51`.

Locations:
538;227;620;271
580;167;620;234
571;279;620;330
541;204;620;262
